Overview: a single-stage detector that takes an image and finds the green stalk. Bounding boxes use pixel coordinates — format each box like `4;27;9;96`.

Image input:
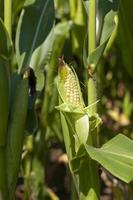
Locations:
88;0;97;111
4;0;12;37
87;0;100;199
69;0;77;20
88;0;96;54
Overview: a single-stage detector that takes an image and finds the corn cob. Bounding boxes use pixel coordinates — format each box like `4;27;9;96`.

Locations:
58;58;89;148
58;58;84;107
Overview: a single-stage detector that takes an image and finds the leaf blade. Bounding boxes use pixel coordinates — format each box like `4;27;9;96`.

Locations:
15;0;55;70
85;134;133;183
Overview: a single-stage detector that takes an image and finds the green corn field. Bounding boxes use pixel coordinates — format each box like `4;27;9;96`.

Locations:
0;0;133;200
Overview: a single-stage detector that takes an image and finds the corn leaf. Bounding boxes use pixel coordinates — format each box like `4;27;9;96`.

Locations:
86;134;133;183
0;58;10;145
0;18;12;59
6;78;29;197
0;57;10;199
15;0;54;71
83;0;119;67
72;134;133;183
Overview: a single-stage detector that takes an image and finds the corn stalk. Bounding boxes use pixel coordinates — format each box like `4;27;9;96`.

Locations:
4;0;12;38
56;0;101;199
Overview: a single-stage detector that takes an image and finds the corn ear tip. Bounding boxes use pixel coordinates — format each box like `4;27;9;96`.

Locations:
58;55;65;68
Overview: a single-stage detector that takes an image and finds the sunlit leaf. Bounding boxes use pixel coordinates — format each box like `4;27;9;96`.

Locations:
85;134;133;183
15;0;55;71
0;18;12;59
83;0;119;67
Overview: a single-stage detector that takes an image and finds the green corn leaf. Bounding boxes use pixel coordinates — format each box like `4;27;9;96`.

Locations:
83;0;119;68
0;18;12;59
72;134;133;183
59;111;76;160
86;134;133;183
56;102;84;114
0;58;10;146
15;0;55;71
0;57;9;200
29;29;53;91
87;10;118;66
56;102;100;147
75;114;89;147
6;76;29;198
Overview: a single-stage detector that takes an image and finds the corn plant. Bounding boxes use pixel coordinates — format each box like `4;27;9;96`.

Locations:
0;0;133;199
0;0;55;199
56;57;133;199
56;0;133;200
56;57;101;199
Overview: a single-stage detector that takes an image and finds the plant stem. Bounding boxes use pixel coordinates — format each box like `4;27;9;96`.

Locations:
87;1;100;199
4;0;12;37
88;0;96;54
69;0;77;20
88;0;97;113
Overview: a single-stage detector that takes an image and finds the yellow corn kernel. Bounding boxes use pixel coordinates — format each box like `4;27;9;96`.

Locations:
58;58;83;106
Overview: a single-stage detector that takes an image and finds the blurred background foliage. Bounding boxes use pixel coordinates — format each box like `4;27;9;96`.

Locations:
3;0;133;199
